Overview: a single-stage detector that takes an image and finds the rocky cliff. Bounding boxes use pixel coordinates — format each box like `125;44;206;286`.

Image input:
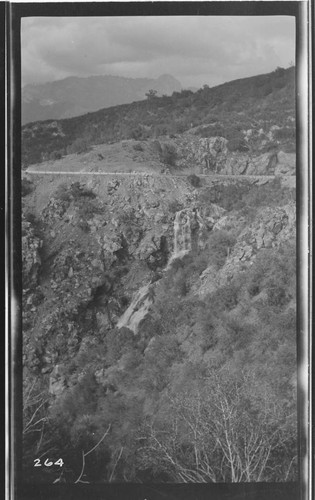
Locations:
172;133;295;176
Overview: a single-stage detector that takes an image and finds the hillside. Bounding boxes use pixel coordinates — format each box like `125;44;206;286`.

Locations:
22;66;295;167
22;176;296;483
22;73;182;125
21;66;297;484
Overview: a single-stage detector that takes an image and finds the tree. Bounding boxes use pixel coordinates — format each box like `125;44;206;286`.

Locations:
23;379;50;446
137;369;297;482
23;378;57;482
187;174;201;188
49;150;62;161
160;143;177;167
67;138;91;155
145;89;158;100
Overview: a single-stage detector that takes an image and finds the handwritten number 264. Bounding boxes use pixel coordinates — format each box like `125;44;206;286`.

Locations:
34;458;64;467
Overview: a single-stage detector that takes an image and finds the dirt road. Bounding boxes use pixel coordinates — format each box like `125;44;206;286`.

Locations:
25;169;293;182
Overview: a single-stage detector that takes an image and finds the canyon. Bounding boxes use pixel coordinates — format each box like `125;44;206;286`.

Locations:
21;66;297;484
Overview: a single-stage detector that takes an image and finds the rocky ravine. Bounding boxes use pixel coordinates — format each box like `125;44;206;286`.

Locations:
23;175;198;379
22;172;295;398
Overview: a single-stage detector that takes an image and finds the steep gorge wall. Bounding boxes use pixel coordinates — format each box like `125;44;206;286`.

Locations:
23;174;222;376
22;170;295;401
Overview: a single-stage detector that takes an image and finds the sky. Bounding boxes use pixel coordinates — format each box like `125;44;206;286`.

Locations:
21;16;295;89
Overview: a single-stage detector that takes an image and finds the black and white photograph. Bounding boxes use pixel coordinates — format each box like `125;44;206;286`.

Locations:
6;1;311;498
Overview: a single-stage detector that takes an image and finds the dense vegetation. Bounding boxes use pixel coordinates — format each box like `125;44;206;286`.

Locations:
22;67;295;166
22;178;297;484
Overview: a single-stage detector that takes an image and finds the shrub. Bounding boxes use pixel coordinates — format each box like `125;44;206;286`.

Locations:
274;66;286;77
210;283;240;311
263;84;273;96
227;135;249;152
78;220;90;232
67;138;91;155
151;140;162;154
105;327;136;364
54;182;96;203
22;178;34;197
168;200;183;214
133;143;144;152
195;124;226;138
70;182;96;200
130;127;146;140
206;230;237;269
175;121;187;134
77;199;102;221
145;89;158;100
243;178;293;208
119;208;137;225
49;151;62;161
54;183;72;202
225;317;252;350
273;127;295;141
187;174;201;188
246;243;296;308
160;143;177;166
199;182;250;211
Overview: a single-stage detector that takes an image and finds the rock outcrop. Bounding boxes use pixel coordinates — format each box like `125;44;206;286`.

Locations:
172;133;295;177
197;202;296;297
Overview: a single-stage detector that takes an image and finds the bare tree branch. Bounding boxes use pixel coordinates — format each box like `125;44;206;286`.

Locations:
75;424;111;484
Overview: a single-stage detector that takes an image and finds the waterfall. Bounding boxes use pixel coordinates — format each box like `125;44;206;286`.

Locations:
116;284;153;334
173;212;181;255
173;210;193;259
117;208;207;332
196;209;206;249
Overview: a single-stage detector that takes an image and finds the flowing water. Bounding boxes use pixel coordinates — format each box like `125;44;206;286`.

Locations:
117;208;204;333
173;210;192;257
171;208;205;260
116;284;153;334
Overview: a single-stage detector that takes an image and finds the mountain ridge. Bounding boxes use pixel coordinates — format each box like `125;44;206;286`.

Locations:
22;73;182;124
22;66;295;168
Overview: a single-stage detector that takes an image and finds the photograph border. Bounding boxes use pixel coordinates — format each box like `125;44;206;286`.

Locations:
6;2;312;499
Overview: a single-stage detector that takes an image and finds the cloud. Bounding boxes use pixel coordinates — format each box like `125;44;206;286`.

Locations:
21;16;295;88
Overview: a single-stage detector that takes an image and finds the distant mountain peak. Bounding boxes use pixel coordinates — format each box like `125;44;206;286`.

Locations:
157;74;180;81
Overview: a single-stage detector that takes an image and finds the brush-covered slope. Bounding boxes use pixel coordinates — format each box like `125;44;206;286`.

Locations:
22;66;295;167
22;170;297;483
21;66;297;484
22;74;182;125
